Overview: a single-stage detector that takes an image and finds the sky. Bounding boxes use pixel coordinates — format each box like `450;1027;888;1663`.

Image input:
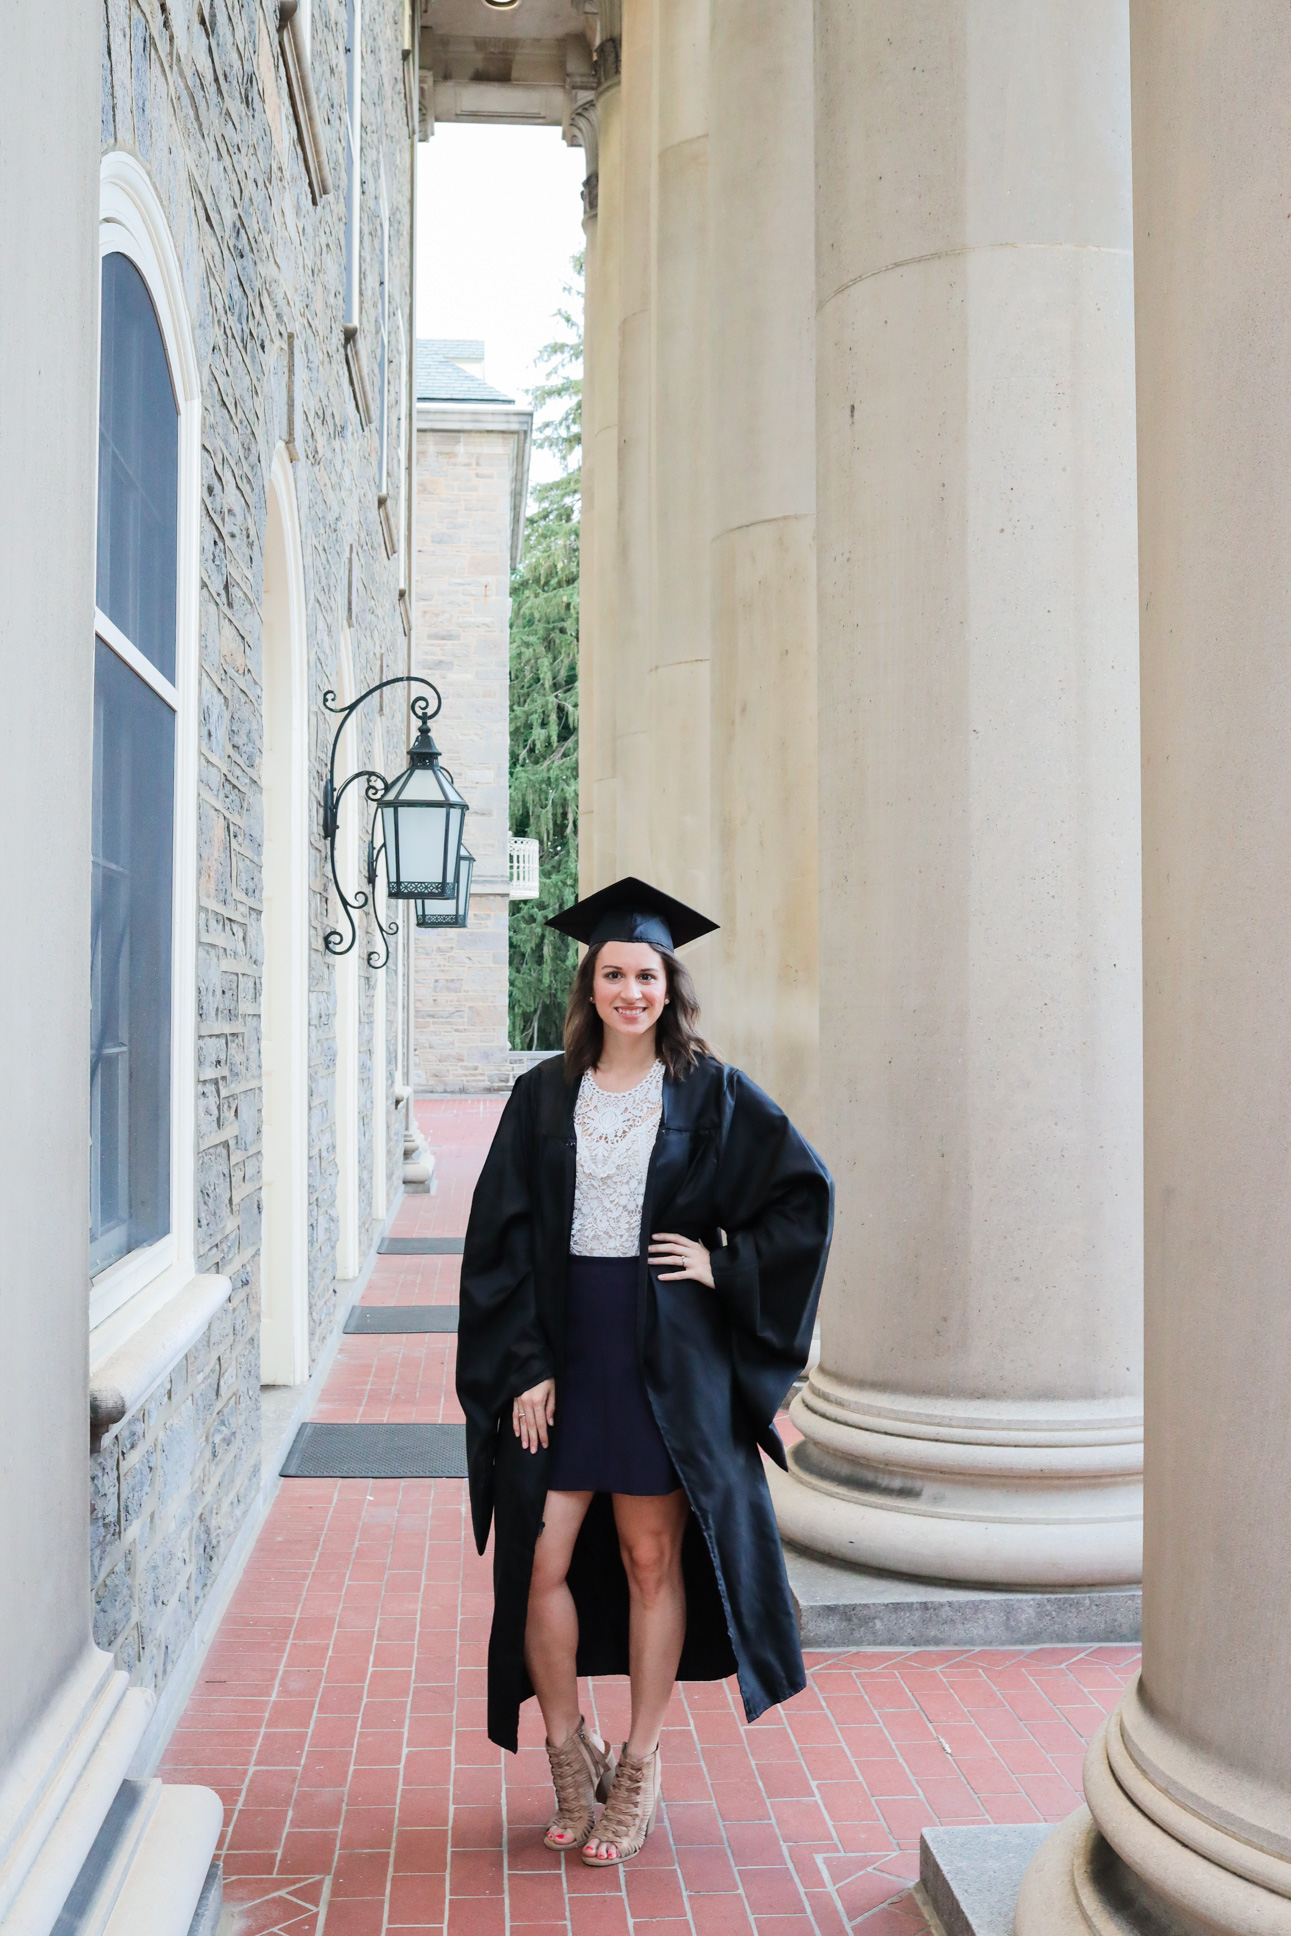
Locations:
416;124;587;487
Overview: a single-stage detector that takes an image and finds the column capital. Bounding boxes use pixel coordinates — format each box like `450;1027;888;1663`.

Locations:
568;96;599;215
593;0;621;91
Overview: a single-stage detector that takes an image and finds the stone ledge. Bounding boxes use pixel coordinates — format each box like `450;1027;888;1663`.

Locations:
920;1824;1052;1936
89;1275;232;1453
785;1545;1142;1649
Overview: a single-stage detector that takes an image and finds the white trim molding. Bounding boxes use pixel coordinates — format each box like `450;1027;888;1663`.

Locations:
278;0;333;202
260;445;312;1386
92;152;202;1342
371;720;388;1222
333;625;361;1281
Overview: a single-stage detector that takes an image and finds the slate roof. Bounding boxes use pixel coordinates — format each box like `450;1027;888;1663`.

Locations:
426;337;485;364
415;340;514;405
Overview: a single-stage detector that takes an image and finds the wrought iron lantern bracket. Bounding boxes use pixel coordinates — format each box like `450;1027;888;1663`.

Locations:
320;675;449;967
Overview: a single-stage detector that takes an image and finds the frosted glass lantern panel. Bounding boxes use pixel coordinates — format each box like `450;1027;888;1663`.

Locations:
381;797;464;897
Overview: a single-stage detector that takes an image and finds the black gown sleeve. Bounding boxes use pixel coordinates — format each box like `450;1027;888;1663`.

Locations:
707;1065;834;1464
456;1074;555;1551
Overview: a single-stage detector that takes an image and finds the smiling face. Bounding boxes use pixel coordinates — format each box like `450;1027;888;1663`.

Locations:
591;941;669;1043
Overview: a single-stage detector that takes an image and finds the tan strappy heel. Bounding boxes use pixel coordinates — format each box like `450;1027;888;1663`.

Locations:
543;1718;616;1851
581;1744;662;1865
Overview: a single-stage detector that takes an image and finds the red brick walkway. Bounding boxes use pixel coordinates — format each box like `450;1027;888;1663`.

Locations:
162;1099;1138;1936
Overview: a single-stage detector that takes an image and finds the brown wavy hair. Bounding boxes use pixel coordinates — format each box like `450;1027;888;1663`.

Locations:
562;941;713;1083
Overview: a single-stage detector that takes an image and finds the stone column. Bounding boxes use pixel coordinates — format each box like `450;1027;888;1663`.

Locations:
0;9;220;1921
1019;12;1291;1931
570;94;600;894
707;0;817;1128
648;0;712;955
770;1;1144;1585
583;9;623;893
613;0;655;878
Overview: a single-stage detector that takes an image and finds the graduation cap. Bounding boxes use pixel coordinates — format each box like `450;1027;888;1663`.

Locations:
546;877;719;953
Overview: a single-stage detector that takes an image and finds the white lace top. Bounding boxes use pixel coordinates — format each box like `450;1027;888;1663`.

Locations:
569;1060;665;1258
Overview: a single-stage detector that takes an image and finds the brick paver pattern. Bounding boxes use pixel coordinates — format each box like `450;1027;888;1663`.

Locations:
162;1100;1138;1936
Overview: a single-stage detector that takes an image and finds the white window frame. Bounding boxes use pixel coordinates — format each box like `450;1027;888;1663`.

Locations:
91;153;200;1337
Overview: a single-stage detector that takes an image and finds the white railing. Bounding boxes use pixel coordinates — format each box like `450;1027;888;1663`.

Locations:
509;837;540;900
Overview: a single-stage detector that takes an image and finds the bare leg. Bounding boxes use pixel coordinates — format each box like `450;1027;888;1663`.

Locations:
524;1489;594;1746
584;1488;688;1861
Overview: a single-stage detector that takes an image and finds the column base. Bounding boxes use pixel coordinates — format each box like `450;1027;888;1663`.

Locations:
1015;1712;1291;1936
0;1650;221;1936
54;1778;223;1936
774;1369;1143;1588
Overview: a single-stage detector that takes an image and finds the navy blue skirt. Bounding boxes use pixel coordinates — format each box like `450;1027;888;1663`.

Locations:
547;1255;681;1497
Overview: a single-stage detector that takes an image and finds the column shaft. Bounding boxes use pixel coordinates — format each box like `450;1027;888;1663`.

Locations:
588;51;623;890
614;0;655;878
707;0;818;1127
649;0;712;964
576;118;600;893
772;0;1144;1585
1021;11;1291;1931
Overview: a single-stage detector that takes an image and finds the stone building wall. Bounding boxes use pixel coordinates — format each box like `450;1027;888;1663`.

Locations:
91;0;412;1695
412;407;528;1092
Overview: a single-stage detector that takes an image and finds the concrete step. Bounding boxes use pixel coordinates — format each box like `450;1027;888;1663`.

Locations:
784;1545;1142;1649
920;1824;1053;1936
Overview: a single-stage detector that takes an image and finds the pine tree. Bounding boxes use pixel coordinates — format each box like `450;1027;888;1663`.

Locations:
508;262;583;1049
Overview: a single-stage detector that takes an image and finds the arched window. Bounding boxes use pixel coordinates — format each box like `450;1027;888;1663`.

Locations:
92;156;199;1329
91;254;178;1280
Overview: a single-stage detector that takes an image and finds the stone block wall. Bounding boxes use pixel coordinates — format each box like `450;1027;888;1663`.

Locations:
412;418;521;1091
90;1297;256;1691
412;892;512;1092
93;0;412;1696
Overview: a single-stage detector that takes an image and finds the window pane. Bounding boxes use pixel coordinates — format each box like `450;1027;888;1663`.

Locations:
91;639;175;1275
97;251;178;683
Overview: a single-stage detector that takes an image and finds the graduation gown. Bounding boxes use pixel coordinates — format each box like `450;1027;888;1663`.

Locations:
456;1051;834;1752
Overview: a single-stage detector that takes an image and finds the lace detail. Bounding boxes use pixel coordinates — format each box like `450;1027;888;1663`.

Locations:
569;1060;664;1257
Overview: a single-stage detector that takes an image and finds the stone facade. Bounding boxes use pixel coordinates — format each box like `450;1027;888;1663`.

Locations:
90;1300;251;1689
411;347;531;1092
91;0;414;1698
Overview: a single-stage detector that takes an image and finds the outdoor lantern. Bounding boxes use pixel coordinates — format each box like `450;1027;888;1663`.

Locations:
415;847;474;930
378;713;469;902
321;676;470;966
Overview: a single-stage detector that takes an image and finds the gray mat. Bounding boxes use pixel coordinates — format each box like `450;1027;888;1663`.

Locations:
280;1422;469;1478
379;1236;464;1254
344;1304;459;1334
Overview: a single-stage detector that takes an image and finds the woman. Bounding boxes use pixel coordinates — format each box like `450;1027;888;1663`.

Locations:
457;877;832;1867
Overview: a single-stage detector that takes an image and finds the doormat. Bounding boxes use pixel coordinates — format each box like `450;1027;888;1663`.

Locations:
280;1422;469;1479
379;1236;465;1254
344;1305;458;1335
